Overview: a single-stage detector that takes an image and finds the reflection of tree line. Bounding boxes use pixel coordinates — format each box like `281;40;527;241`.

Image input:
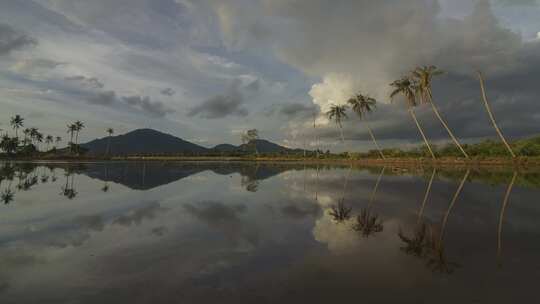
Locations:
328;166;520;274
0;162;117;204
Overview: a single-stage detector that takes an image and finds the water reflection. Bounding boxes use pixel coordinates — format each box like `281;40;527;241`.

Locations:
0;161;540;303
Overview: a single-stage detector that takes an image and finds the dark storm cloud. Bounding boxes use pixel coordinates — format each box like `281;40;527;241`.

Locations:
0;23;36;55
160;87;176;96
187;81;248;119
87;91;117;106
65;75;104;89
279;103;319;118
122;95;176;118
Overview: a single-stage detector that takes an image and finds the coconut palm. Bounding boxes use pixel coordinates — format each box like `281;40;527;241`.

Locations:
67;124;77;153
1;189;14;205
45;135;54;151
23;128;31;145
477;72;516;158
390;77;436;159
412;66;469;158
312;112;320;158
347;93;385;159
497;171;518;267
73;121;85;154
10;115;24;139
106;128;114;155
326;104;349;156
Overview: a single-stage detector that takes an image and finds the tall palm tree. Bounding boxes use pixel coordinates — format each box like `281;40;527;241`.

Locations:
412;66;469;158
23;128;31;145
477;72;516;158
390;77;436;159
10;115;24;140
45;135;54;151
67;124;77;154
326;104;349;156
106;128;114;155
313;112;320;158
347;93;385;159
73;121;85;154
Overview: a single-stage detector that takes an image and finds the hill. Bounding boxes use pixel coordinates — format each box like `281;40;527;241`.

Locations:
82;129;209;155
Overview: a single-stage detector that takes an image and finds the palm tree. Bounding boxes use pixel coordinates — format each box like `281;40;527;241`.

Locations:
412;66;469;158
390;77;436;159
437;169;470;247
477;72;516;158
23;128;31;145
67;124;77;153
55;136;62;149
326;104;349;156
45;135;54;151
10;115;24;139
106;128;114;155
312;112;320;158
73;121;85;154
1;188;14;205
347;93;385;159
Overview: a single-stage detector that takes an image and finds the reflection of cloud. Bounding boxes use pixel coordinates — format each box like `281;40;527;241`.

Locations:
151;226;168;236
313;211;357;253
113;202;167;227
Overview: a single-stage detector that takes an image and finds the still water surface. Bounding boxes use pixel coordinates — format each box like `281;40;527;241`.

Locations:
1;162;539;303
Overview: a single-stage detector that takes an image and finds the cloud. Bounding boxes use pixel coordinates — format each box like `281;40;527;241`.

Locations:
113;202;167;227
279;103;319;118
160;87;176;96
0;23;37;55
65;75;104;89
87;90;117;106
12;59;66;73
187;81;248;119
122;95;176;118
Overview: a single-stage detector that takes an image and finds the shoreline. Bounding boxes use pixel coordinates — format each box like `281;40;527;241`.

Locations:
2;155;540;168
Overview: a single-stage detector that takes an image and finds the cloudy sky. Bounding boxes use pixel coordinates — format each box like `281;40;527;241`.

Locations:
1;0;540;151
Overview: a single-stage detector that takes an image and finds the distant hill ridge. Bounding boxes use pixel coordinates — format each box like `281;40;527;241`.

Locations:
82;128;299;155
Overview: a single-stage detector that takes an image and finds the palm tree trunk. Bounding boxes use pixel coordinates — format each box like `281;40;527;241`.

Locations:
313;115;319;158
368;166;386;210
477;72;516;158
106;136;111;156
365;121;385;159
75;131;79;154
497;171;518;267
417;167;436;225
338;125;350;159
408;108;436;159
439;169;470;245
428;89;469;158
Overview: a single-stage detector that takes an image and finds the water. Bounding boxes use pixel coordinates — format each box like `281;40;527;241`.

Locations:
1;161;539;303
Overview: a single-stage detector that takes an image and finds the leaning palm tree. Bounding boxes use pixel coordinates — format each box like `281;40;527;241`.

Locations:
10;115;24;140
412;66;469;158
347;93;385;159
106;128;114;155
390;77;436;159
326;104;349;156
477;72;516;158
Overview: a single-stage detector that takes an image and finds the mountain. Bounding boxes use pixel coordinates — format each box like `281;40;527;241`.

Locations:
82;129;209;155
212;144;238;152
213;139;299;154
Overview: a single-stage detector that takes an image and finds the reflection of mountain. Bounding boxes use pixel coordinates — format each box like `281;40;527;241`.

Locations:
79;162;309;190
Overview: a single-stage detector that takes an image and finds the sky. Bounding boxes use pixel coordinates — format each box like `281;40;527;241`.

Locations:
1;0;540;151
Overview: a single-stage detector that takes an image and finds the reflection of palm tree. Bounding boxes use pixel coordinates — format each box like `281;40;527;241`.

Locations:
61;169;78;199
353;166;386;237
497;171;518;268
424;169;469;274
398;168;437;257
329;199;352;223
